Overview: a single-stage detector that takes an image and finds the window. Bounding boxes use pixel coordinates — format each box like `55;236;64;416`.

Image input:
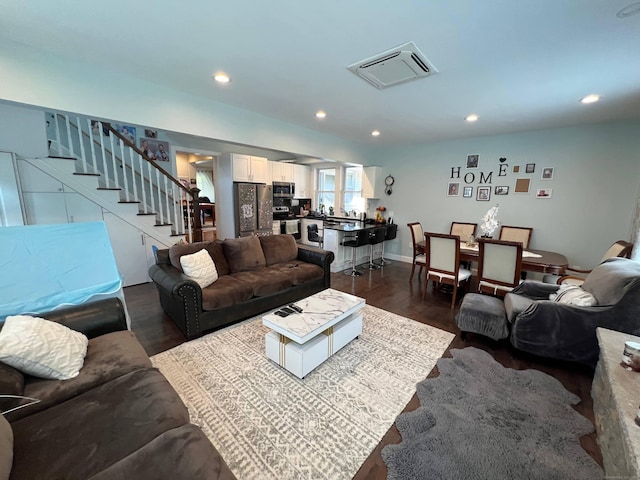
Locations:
343;166;363;213
317;168;335;213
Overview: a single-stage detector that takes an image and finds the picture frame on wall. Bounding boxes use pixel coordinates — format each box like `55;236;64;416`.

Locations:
536;188;553;198
447;182;460;196
495;186;509;195
139;138;170;161
114;124;136;143
463;186;473;198
476;186;490;201
466;154;479;169
541;167;554;180
515;178;531;193
525;163;535;173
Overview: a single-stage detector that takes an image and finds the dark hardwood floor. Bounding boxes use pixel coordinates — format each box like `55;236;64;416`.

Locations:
124;261;602;478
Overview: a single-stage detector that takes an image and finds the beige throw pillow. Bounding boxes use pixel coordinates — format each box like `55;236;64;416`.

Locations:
550;285;597;307
180;248;219;288
0;315;88;380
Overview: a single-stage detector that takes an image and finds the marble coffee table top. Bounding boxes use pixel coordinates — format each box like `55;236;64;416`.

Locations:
263;288;365;344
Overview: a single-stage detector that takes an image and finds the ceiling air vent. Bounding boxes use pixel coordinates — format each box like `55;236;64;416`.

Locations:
347;41;438;90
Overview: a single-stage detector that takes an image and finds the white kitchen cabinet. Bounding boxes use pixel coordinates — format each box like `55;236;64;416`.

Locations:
271;161;294;183
363;166;384;199
232;154;268;183
293;164;311;198
18;160;64;192
21;189;103;225
103;212;156;287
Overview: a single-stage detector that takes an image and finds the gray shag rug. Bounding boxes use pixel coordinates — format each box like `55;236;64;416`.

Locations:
151;305;454;480
382;347;603;480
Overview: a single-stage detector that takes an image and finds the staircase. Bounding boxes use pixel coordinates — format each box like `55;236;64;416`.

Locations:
28;112;204;247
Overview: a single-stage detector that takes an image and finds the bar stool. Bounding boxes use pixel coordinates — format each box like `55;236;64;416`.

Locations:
341;230;369;276
367;227;386;270
307;224;323;248
377;223;398;266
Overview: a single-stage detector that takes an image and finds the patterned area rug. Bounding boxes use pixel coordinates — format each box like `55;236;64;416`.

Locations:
151;305;454;480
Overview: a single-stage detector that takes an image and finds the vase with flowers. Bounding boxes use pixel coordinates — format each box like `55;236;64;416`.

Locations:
480;204;500;238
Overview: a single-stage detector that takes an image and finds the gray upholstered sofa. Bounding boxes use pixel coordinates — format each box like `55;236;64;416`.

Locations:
1;298;235;480
505;257;640;367
149;234;334;339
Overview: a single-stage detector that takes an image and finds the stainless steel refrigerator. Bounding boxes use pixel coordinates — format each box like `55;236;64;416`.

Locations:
234;183;274;237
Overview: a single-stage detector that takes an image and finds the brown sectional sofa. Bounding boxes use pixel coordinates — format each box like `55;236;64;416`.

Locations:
149;234;334;339
0;298;235;480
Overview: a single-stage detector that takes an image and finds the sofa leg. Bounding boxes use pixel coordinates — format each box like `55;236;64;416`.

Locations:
460;331;467;341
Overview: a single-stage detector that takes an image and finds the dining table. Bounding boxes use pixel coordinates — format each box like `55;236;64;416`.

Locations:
417;240;569;275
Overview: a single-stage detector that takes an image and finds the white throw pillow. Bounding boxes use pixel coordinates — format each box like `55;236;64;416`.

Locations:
550;285;597;307
180;248;218;288
0;315;88;380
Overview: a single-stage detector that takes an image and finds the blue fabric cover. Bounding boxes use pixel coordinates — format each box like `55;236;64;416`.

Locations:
0;222;122;321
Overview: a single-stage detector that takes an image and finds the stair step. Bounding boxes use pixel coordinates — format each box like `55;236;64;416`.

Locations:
137;213;156;216
73;172;101;177
97;187;122;191
118;201;141;204
47;155;76;161
155;223;174;227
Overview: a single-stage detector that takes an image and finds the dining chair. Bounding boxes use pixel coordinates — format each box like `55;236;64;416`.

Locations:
407;222;426;281
422;232;472;308
499;225;533;249
477;238;523;296
450;222;477;243
543;239;633;286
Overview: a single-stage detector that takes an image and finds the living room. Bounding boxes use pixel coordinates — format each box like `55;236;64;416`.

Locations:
1;2;640;479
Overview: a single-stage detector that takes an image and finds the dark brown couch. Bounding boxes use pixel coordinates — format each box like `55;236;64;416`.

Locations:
0;298;235;480
149;234;334;339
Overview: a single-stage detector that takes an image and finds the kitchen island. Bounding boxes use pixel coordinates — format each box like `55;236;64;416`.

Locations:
321;220;389;273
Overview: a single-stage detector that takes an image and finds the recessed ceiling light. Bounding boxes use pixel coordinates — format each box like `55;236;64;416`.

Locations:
617;2;640;18
315;110;327;119
580;94;600;104
465;114;479;122
371;130;380;136
213;73;230;83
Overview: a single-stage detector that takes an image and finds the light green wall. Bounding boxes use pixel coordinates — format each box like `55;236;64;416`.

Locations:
371;120;640;267
1;40;638;267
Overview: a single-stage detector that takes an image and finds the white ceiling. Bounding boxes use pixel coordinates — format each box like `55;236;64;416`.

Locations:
2;1;640;150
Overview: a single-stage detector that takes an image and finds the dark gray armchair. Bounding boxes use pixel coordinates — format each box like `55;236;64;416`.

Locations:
505;257;640;367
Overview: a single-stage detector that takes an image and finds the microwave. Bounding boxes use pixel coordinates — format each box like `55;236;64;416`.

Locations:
272;182;295;198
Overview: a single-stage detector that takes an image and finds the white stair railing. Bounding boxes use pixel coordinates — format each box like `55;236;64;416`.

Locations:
46;113;196;239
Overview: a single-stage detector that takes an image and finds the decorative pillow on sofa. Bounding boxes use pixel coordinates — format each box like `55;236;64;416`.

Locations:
549;285;597;307
0;315;88;380
180;249;219;288
223;236;267;273
259;234;298;266
169;240;229;276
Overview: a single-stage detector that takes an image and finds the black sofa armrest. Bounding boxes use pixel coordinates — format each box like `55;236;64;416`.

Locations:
39;298;128;339
297;245;335;287
148;263;202;298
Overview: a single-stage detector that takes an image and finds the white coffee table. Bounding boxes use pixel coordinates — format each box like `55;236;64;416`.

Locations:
262;288;366;378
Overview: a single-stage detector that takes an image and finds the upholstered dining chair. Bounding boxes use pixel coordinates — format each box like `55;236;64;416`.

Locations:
477;238;523;296
422;232;472;308
499;225;533;249
407;222;426;281
543;239;633;286
450;222;477;243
